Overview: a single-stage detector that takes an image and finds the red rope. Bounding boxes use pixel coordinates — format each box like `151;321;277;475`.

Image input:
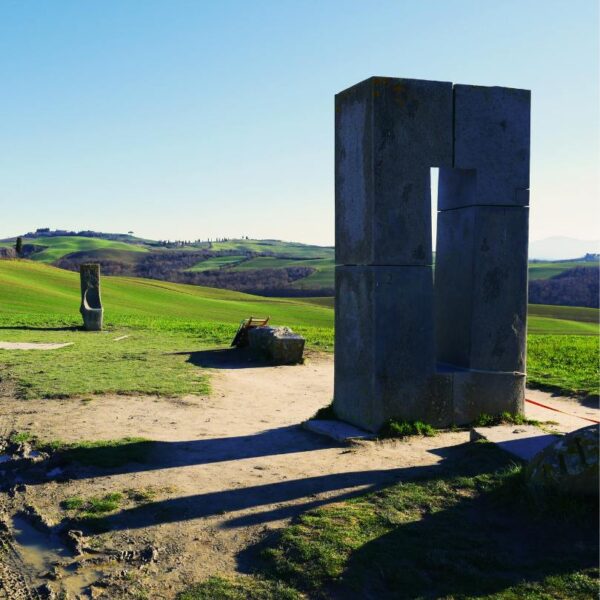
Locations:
525;398;600;424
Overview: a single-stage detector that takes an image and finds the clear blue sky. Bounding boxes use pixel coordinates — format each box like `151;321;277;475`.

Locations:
0;0;598;245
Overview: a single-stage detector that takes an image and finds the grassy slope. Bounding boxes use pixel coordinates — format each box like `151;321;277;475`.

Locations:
185;255;246;272
0;260;597;398
208;239;332;258
0;260;332;329
528;259;599;280
0;260;334;398
24;236;148;263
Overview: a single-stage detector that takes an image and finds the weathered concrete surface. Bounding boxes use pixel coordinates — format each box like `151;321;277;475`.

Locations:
435;206;529;372
526;425;599;495
248;326;305;365
335;77;452;266
451;369;525;425
302;419;376;442
439;84;530;210
471;425;559;461
334;265;436;431
80;263;104;331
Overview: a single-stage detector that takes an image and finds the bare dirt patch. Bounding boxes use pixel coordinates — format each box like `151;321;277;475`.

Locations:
0;352;479;598
0;343;73;351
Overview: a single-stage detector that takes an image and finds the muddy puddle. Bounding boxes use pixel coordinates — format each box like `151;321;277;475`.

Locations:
10;514;109;597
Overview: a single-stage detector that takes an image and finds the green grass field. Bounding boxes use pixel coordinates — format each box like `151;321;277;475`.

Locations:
207;239;332;258
0;260;597;399
186;255;247;271
528;259;599;280
22;236;148;263
0;260;334;398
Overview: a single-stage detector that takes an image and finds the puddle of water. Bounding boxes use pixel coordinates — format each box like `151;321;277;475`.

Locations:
11;515;107;595
11;515;72;572
62;564;106;597
0;454;12;464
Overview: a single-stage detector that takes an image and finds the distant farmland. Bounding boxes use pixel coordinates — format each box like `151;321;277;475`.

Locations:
3;232;598;302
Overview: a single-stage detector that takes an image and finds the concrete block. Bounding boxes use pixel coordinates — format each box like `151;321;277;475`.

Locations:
248;326;305;364
435;206;529;372
471;425;559;461
439;84;530;209
453;370;525;425
80;263;103;331
302;420;376;443
334;265;436;431
335;77;453;266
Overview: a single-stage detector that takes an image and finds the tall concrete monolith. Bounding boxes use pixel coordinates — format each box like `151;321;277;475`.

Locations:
80;263;104;331
334;77;530;431
333;77;453;432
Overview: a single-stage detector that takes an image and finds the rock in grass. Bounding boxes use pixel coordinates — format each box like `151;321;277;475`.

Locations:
248;326;305;364
526;424;599;496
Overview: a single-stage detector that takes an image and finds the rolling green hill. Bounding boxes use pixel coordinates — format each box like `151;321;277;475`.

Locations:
528;259;599;280
185;255;246;272
207;239;332;258
23;236;148;263
0;260;332;330
7;232;597;299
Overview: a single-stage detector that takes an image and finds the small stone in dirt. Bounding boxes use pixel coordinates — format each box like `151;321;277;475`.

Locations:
141;545;159;563
66;529;85;554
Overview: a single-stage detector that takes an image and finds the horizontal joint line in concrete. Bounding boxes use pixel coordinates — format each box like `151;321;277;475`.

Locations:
336;264;434;267
437;204;530;212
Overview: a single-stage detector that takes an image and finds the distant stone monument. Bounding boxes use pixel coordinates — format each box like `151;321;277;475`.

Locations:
334;77;530;432
80;263;104;331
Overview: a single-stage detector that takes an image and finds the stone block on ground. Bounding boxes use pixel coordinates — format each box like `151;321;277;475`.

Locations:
526;424;599;495
470;425;559;462
303;419;376;443
452;369;525;425
335;77;452;266
248;326;305;365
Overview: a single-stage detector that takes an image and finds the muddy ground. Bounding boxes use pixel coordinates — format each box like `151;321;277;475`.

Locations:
0;351;596;599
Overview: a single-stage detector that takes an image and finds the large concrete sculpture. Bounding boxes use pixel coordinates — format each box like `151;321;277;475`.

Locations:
334;77;530;432
80;263;104;331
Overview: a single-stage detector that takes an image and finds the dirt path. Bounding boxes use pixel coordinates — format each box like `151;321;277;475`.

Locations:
1;352;596;598
0;352;471;598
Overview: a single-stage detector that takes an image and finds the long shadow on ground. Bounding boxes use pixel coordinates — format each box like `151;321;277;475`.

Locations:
13;425;341;484
65;443;492;532
236;443;599;599
174;347;281;370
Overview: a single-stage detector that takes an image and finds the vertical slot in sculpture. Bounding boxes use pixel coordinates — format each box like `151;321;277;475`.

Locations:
80;263;104;331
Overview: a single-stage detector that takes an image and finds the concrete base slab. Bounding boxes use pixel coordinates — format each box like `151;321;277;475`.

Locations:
471;425;560;461
0;342;73;350
525;390;599;434
303;419;376;443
